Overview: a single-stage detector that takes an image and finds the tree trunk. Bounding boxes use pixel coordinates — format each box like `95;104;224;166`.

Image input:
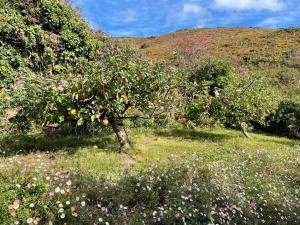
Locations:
240;123;251;138
242;128;251;138
109;116;130;152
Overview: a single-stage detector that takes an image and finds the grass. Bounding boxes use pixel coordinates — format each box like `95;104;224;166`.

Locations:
0;128;300;224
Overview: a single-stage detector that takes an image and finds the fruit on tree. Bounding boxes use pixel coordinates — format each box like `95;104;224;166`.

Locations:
101;119;109;126
179;117;188;124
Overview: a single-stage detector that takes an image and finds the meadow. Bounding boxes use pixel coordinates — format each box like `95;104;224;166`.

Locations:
1;128;300;224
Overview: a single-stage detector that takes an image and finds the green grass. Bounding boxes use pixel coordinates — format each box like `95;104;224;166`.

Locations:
1;128;300;224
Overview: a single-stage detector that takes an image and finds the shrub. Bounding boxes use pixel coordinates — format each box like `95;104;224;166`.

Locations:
190;60;235;96
210;78;279;136
140;43;149;49
266;100;300;139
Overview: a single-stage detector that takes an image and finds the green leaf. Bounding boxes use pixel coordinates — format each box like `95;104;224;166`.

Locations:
77;117;84;126
59;115;65;123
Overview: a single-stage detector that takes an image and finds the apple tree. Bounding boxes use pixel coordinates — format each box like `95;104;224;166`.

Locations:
1;0;175;151
209;78;279;137
12;42;174;151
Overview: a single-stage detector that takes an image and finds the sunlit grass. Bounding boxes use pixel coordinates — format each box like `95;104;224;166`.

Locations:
0;128;299;224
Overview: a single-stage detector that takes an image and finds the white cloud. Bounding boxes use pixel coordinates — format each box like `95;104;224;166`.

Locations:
257;16;295;27
109;29;135;37
214;0;284;11
121;9;138;23
108;9;138;24
183;3;205;14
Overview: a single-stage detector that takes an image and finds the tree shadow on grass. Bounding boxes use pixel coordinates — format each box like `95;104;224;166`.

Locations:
0;132;119;157
155;129;234;142
253;131;299;147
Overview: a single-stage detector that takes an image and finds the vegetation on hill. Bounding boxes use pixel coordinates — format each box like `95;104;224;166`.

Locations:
121;28;300;99
122;28;300;139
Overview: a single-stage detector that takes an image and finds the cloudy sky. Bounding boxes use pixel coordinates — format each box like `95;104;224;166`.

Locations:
71;0;300;37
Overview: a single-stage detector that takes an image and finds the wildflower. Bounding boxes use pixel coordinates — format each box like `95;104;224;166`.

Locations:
66;180;72;186
10;199;21;210
99;218;103;222
16;184;21;188
81;201;86;207
55;187;60;193
27;218;34;224
33;218;40;225
60;213;65;219
66;201;70;205
29;203;35;208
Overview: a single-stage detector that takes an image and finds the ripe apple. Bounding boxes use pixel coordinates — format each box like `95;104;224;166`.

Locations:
179;117;188;124
135;75;141;81
101;119;109;126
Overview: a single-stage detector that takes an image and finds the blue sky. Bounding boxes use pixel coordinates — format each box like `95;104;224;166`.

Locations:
71;0;300;37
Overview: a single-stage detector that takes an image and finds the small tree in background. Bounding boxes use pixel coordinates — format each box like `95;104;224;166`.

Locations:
210;78;279;137
185;60;278;137
184;60;235;126
266;100;300;139
190;60;235;96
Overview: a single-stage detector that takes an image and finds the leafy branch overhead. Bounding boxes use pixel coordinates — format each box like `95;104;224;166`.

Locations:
0;0;175;149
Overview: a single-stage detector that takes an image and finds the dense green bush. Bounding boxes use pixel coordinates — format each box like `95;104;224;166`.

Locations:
185;60;279;135
190;60;235;96
266;100;300;139
210;78;279;136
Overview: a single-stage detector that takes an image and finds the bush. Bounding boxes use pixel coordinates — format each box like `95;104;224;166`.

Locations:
266;100;300;139
185;60;278;134
210;78;279;136
190;60;234;96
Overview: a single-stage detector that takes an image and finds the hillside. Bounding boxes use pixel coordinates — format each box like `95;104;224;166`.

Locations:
121;28;300;98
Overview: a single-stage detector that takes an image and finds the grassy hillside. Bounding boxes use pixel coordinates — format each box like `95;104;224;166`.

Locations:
121;28;300;98
1;128;300;224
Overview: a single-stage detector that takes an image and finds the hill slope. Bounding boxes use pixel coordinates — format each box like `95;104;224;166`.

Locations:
121;28;300;98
